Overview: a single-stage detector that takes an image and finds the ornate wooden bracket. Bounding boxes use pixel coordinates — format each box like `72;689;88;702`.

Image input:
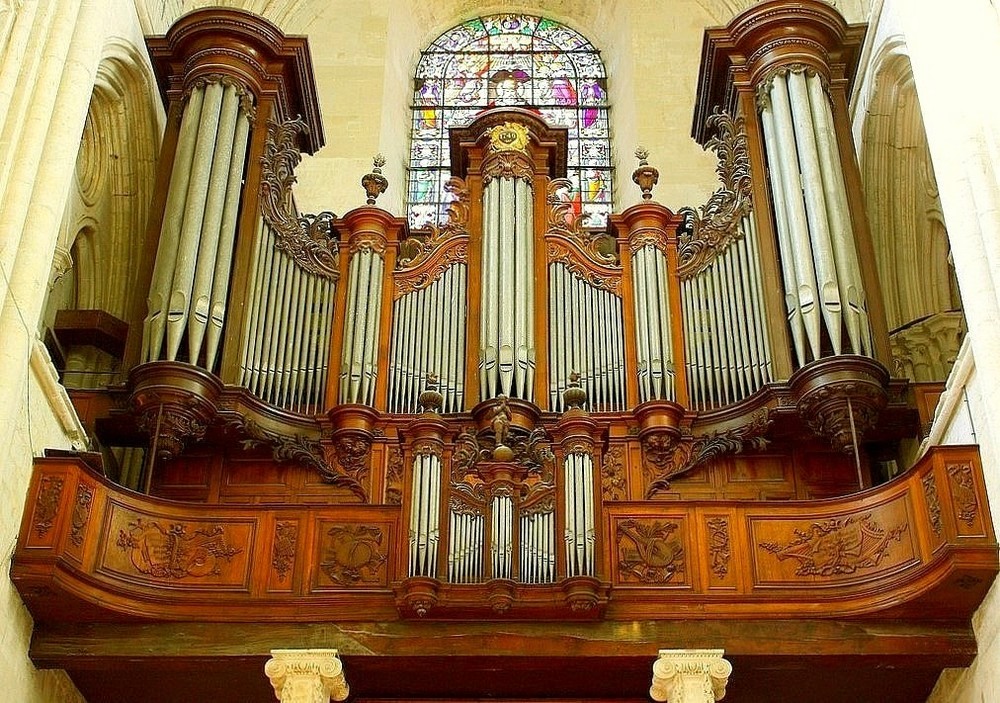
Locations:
259;118;340;280
644;411;772;497
677;109;753;279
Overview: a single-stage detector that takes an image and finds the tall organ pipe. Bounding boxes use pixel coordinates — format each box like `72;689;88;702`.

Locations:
479;177;535;401
142;78;253;371
759;67;873;365
564;452;595;577
408;452;442;578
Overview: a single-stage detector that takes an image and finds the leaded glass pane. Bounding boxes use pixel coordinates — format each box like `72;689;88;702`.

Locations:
408;14;613;229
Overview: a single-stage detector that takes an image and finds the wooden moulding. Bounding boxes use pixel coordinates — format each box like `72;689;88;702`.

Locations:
12;445;996;624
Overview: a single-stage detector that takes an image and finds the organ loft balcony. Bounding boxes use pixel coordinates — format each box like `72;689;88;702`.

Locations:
13;2;997;702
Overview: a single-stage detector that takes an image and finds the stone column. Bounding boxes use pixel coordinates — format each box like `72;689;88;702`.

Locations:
649;649;733;703
264;649;349;703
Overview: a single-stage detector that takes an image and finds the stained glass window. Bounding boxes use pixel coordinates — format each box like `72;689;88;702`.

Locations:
409;15;613;229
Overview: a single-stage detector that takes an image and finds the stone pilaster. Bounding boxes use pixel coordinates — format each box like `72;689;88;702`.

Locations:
264;649;349;703
649;649;733;703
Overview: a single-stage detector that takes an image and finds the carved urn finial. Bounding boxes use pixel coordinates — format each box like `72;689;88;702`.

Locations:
418;373;443;414
633;147;659;200
361;154;388;205
564;371;588;411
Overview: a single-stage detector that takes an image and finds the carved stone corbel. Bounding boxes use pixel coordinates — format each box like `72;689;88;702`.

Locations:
264;649;349;703
649;649;732;703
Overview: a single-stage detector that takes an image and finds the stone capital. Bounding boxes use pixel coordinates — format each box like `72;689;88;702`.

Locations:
649;649;733;703
264;649;349;703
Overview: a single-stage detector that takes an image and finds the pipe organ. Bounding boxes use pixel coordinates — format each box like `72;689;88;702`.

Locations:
53;0;962;632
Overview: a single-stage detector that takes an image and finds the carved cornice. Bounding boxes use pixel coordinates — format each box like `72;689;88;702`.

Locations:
677;110;752;279
259;118;340;280
644;411;772;497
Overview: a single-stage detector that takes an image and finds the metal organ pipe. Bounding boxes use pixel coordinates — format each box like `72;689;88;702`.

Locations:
408;452;442;578
681;219;774;410
630;244;675;403
563;453;595;577
479;177;535;401
759;67;873;365
548;263;626;412
237;219;336;413
388;263;468;413
339;246;384;405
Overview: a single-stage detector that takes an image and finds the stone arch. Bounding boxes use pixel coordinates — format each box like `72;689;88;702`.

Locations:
859;38;964;382
44;39;161;387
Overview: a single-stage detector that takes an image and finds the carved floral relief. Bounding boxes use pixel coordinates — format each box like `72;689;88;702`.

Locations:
115;518;244;581
318;524;388;587
34;475;65;538
616;518;686;584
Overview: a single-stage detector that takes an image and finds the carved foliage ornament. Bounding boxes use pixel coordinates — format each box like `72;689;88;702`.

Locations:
385;447;404;505
677;109;753;279
482;150;534;185
644;411;772;497
617;518;685;584
600;445;627;501
451;424;555;483
546;240;622;296
183;72;256;121
706;517;731;579
34;475;65;537
70;482;95;547
272;521;298;582
116;519;242;580
923;473;943;537
947;463;979;527
225;414;367;501
260;118;340;280
394;240;468;299
759;513;907;577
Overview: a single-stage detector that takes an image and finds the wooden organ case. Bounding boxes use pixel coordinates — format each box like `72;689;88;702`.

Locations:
12;2;999;702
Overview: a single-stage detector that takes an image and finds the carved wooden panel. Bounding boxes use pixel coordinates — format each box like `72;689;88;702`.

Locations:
613;515;690;587
703;514;736;589
268;518;300;593
24;472;68;549
97;503;255;591
750;497;918;586
945;461;986;538
312;521;393;590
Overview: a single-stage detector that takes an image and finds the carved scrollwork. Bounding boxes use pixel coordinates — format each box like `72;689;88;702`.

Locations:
224;414;367;501
547;178;620;262
183;72;256;121
677;109;753;279
706;517;731;579
260;118;340;280
398;177;470;268
546;240;622;296
759;513;907;577
644;411;772;497
385;447;404;505
394;239;469;299
134;398;211;462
